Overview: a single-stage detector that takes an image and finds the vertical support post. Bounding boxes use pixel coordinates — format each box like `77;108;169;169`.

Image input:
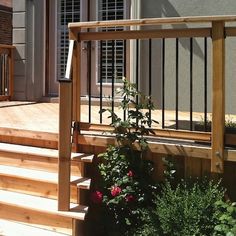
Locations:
71;30;81;152
8;48;14;99
211;21;225;173
58;39;74;211
58;81;72;210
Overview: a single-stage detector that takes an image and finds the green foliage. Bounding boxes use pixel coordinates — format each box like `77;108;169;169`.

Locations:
213;200;236;235
154;180;225;236
162;156;176;182
101;78;158;150
95;79;157;235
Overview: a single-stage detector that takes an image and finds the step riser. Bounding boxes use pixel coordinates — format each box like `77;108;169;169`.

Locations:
0;203;73;235
0;154;84;176
0;175;79;203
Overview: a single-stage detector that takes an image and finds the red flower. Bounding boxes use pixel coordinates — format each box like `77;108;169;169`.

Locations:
91;191;103;204
111;186;122;197
125;194;135;202
127;170;134;177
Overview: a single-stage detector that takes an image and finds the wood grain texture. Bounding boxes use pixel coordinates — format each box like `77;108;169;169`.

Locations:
58;83;73;210
79;28;211;41
211;21;225;173
69;15;236;29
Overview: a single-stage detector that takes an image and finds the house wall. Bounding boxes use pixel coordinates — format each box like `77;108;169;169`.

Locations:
139;0;236;114
12;0;45;101
0;2;12;45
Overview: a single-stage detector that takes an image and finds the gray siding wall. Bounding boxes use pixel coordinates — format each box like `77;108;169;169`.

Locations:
13;0;45;101
139;0;236;114
13;0;26;100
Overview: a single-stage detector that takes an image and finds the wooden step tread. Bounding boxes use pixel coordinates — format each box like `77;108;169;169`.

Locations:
0;142;94;163
0;190;88;220
0;165;91;189
0;219;69;236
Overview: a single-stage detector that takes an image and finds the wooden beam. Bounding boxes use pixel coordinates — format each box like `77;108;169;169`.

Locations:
79;28;211;41
211;21;225;173
69;15;236;30
58;82;72;211
79;122;211;142
225;27;236;36
0;95;10;101
77;134;236;162
77;134;211;159
0;44;15;49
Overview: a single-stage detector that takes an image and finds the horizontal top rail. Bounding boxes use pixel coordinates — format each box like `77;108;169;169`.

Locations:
0;45;15;55
79;28;211;41
0;44;15;49
69;15;236;30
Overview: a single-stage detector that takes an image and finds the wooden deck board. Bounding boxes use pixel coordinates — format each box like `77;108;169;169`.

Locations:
1;101;228;133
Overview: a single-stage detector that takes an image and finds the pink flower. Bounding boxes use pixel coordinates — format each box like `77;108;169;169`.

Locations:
91;191;103;204
127;170;134;177
111;186;122;197
125;194;135;202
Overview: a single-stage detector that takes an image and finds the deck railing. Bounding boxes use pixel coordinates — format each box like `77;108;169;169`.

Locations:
0;44;14;101
58;15;236;210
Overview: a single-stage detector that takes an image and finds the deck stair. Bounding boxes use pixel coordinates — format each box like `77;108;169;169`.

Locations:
0;141;94;235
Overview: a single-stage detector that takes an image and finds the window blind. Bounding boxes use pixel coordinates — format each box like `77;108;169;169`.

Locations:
57;0;80;80
99;0;125;83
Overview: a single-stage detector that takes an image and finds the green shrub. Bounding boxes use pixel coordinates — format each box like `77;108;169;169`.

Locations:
154;180;225;236
213;200;236;235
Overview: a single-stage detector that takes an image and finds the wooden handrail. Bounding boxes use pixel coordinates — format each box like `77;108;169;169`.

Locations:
69;15;236;29
79;28;211;41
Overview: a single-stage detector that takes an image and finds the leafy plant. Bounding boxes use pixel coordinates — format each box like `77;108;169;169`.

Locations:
213;200;236;235
93;79;158;235
154;180;225;236
196;115;236;130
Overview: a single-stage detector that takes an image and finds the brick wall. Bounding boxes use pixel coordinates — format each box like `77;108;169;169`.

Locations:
0;0;12;8
0;4;12;45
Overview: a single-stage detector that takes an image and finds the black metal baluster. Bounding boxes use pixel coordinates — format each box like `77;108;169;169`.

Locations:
204;37;208;131
162;38;165;129
176;38;179;130
149;39;152;127
88;41;92;123
100;40;103;124
190;37;193;131
136;39;139;125
123;40;127;121
111;40;115;121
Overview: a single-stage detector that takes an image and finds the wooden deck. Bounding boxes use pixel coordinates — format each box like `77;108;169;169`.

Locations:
0;100;224;133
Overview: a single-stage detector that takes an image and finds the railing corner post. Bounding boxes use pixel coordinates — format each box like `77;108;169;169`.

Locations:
211;20;225;174
58;39;75;211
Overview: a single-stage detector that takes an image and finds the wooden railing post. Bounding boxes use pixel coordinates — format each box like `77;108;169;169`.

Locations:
58;40;74;211
8;48;14;99
70;29;81;152
211;21;225;173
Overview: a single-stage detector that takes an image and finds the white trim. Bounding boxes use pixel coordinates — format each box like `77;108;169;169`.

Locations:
65;40;74;79
130;0;140;83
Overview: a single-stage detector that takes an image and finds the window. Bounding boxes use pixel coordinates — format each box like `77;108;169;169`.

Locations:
98;0;125;84
57;0;80;80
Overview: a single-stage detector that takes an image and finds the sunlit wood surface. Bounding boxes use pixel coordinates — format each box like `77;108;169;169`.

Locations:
0;101;223;133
